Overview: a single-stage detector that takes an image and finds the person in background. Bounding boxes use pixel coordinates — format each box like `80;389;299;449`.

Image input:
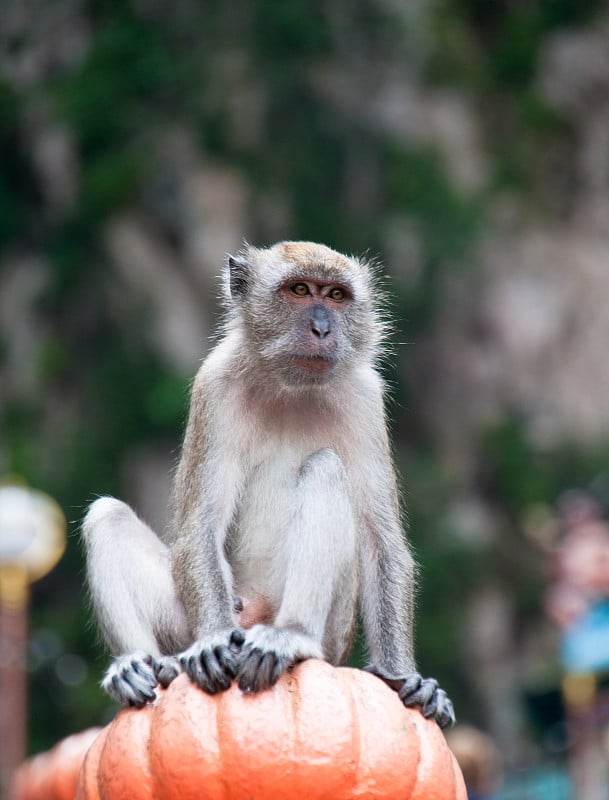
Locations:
544;491;609;633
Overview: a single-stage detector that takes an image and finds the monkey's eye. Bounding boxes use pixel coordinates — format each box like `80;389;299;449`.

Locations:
290;283;310;296
328;287;346;302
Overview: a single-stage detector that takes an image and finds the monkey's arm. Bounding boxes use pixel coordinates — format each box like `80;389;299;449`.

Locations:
358;449;455;729
359;500;417;675
169;372;243;691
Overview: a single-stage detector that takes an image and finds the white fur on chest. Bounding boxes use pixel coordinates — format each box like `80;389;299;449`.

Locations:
228;432;322;597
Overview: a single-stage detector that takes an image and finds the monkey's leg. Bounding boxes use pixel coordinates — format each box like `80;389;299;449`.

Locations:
237;448;357;692
82;497;189;706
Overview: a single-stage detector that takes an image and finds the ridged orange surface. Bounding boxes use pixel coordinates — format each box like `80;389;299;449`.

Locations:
12;728;102;800
76;660;465;800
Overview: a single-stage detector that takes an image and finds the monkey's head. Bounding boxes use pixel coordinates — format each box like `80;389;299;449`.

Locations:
223;242;386;388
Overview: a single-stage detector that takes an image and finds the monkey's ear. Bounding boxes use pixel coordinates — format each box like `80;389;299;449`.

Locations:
228;255;249;298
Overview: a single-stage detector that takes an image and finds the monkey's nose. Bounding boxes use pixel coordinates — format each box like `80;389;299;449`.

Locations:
310;306;331;338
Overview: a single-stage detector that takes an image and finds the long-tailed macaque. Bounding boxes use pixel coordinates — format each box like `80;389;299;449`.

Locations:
83;241;455;728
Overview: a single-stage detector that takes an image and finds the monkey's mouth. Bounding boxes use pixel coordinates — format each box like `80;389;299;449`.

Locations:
290;355;336;375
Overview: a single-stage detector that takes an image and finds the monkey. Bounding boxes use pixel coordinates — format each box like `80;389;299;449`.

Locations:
82;241;455;729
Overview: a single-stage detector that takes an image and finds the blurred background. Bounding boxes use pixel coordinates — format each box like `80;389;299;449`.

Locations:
2;0;609;796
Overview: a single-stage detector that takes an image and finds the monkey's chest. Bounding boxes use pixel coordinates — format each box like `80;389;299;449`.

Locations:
225;454;297;597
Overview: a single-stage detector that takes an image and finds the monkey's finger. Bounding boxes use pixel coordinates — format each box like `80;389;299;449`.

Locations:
200;648;232;692
154;656;180;688
230;629;246;648
185;654;217;694
432;691;456;729
120;659;158;706
110;674;135;706
398;673;423;703
126;686;156;708
421;692;439;720
213;644;238;679
250;651;278;692
111;672;156;708
408;677;438;708
420;683;453;724
269;654;290;688
238;648;264;693
131;659;158;688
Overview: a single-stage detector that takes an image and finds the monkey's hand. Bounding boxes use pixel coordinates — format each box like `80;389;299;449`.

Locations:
237;624;323;693
364;667;456;730
178;629;243;694
102;652;179;708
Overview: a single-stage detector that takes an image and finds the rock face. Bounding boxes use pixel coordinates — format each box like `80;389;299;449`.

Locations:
411;19;609;465
418;228;609;457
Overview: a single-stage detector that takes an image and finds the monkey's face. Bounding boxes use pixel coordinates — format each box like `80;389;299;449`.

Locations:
276;277;349;380
246;272;376;388
226;242;384;389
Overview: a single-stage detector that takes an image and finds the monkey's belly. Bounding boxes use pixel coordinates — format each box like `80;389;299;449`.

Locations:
234;595;274;628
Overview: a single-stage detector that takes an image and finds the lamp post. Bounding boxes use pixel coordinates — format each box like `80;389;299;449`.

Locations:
0;484;66;800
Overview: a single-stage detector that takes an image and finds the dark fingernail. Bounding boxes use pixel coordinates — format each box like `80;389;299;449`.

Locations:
231;629;246;646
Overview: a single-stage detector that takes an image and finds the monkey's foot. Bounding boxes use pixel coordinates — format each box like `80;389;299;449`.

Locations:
102;653;160;708
399;673;455;729
237;624;323;693
178;629;242;694
364;667;455;729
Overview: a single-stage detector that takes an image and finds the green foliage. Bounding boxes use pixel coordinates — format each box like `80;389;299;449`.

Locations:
383;143;483;260
253;0;331;65
490;93;569;193
3;400;39;478
53;10;188;152
431;0;591;199
445;0;605;88
482;417;553;516
481;416;609;518
0;81;38;249
81;149;143;219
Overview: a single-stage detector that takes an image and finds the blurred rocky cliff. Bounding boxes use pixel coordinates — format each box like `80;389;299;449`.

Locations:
2;0;609;762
